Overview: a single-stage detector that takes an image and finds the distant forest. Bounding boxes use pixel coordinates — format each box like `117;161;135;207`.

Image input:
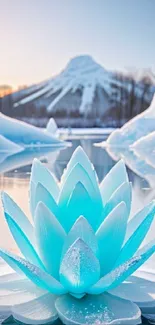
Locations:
0;70;155;128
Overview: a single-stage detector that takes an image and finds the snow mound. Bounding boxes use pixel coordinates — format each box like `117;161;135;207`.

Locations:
105;94;155;149
0;113;66;147
14;55;120;114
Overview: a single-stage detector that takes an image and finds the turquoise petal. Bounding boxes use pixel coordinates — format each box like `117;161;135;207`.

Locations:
62;216;99;258
96;202;128;276
59;163;93;205
34;202;66;279
0;250;24;275
55;293;141;325
29;180;36;218
0;249;67;295
59;163;103;218
125;201;155;243
88;241;155;294
35;182;59;219
60;238;100;294
59;163;101;205
1;192;34;246
100;160;128;205
65;182;96;231
60;182;102;232
104;182;132;218
30;159;59;216
115;202;155;267
4;213;45;270
61;146;100;194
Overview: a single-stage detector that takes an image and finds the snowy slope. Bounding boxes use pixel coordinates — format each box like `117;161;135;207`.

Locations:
14;55;122;114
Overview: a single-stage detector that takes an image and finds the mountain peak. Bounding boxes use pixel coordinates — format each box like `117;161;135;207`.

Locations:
14;55;114;114
66;55;100;70
62;55;107;79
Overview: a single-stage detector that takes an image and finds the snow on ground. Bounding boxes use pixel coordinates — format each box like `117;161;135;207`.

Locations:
58;127;114;136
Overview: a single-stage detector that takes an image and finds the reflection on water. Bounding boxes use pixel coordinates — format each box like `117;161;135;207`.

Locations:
0;135;155;268
103;142;155;188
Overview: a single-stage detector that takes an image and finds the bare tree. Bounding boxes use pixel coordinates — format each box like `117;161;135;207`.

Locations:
138;70;154;113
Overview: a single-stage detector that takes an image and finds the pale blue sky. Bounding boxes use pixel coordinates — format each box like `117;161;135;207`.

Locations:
0;0;155;88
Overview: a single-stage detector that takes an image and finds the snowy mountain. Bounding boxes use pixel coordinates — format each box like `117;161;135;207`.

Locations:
1;55;154;128
13;55;122;116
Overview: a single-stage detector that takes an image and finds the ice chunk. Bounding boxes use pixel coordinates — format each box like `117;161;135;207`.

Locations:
0;113;65;147
46;118;58;135
106;94;155;149
0;135;23;164
132;131;155;168
0;135;23;154
97;95;155;185
98;139;155;188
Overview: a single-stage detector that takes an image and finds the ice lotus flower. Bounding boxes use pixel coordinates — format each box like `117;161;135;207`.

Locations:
0;146;155;325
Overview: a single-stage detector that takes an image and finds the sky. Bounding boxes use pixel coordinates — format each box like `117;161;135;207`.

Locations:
0;0;155;88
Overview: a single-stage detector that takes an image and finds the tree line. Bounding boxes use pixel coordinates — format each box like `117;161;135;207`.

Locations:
0;69;155;127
